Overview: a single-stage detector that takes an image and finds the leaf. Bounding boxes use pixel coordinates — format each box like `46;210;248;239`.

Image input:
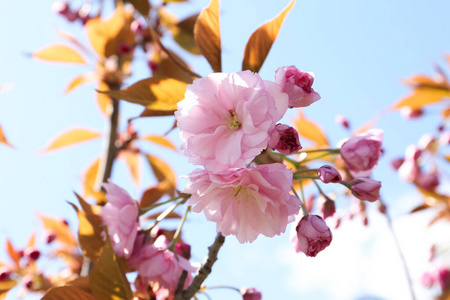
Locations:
121;150;141;185
89;235;133;300
85;5;135;58
42;286;96;300
140;181;171;208
173;14;201;55
38;214;77;248
83;158;106;205
194;0;221;72
137;108;175;118
66;277;91;294
5;239;20;266
69;193;104;262
126;0;151;16
32;44;87;64
410;203;430;213
57;31;91;56
27;232;36;249
65;73;96;94
403;74;449;89
0;124;13;148
392;87;450;110
99;77;187;110
293;110;329;146
0;280;17;299
41;128;102;152
242;0;295;73
146;154;176;196
152;48;194;83
96;81;113;117
141;135;178;151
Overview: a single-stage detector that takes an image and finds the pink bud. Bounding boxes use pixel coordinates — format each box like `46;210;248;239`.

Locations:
148;60;158;73
318;165;342;183
174;242;191;260
0;267;11;281
275;66;320;108
404;145;422;161
118;43;133;55
400;107;423;119
437;266;450;290
44;232;57;244
131;20;148;36
390;158;404;170
416;172;439;191
418;133;435;150
335;114;350;129
320;197;336;219
293;215;332;257
240;287;262;300
421;271;436;288
439;131;450;146
24;248;40;261
350;178;381;202
340;129;383;177
24;275;34;289
268;124;302;155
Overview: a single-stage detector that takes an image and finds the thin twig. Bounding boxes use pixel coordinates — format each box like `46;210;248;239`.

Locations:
174;233;226;300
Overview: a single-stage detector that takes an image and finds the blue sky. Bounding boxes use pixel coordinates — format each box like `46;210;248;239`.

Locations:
1;0;450;299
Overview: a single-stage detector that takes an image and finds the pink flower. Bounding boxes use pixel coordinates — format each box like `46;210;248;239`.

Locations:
275;66;320;108
421;271;436;288
398;145;421;182
340;129;383;177
99;181;139;258
437;266;450;290
240;287;262;300
319;196;336;219
127;236;197;293
185;163;300;243
268;124;302;155
416;172;439;191
291;214;332;257
175;71;288;173
350;178;381;202
318;165;342;183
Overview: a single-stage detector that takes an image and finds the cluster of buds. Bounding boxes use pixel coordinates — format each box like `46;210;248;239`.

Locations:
51;1;93;25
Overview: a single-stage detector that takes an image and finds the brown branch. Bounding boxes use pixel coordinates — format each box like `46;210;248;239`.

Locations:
174;233;225;300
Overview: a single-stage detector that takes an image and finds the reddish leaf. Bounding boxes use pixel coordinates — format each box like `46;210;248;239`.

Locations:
145;211;182;220
32;44;87;64
41;128;102;152
194;0;221;72
151;47;194;83
242;0;295;73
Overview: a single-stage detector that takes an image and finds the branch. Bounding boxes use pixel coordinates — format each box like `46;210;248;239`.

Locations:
174;233;225;300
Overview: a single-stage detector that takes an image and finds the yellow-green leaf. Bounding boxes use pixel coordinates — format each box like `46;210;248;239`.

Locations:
38;214;77;248
141;134;178;151
393;87;450;110
173;14;201;55
41;128;102;152
69;194;104;262
293;110;329;147
152;48;194;83
65;73;96;94
32;44;87;64
146;154;176;196
42;286;96;300
99;77;187;110
89;235;133;300
194;0;221;72
242;0;295;73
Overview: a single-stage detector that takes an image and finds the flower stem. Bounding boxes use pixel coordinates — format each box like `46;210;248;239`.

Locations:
300;148;340;154
169;205;190;251
292;187;308;216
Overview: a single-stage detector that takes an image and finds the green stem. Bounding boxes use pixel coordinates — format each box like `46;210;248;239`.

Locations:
139;196;182;215
203;286;241;293
313;180;326;197
300;148;340;154
293;174;319;180
292;187;308;216
168;205;190;251
271;152;300;167
147;200;184;233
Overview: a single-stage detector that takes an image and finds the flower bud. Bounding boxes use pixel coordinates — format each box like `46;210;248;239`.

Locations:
350;178;381;202
390;158;404;170
44;232;57;244
275;66;320;108
416;172;439;191
400;107;423;119
174;242;191;260
335;114;350;129
24;248;41;261
437;266;450;290
268;124;302;155
240;287;262;300
320;197;336;219
340;129;383;177
318;165;342;183
293;215;332;257
0;267;11;281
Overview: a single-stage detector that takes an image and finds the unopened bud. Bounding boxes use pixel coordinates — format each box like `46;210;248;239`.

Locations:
335;114;350;129
268;124;302;155
240;287;262;300
174;242;191;260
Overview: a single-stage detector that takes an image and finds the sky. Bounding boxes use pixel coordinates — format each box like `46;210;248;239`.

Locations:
1;0;450;299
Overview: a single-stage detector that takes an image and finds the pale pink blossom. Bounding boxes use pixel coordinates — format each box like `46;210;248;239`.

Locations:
350;178;381;202
99;181;139;258
127;236;197;293
240;287;262;300
340;129;383;177
175;71;288;173
268;124;302;155
291;214;332;257
318;165;342;183
185;163;300;243
398;145;421;182
275;66;320;108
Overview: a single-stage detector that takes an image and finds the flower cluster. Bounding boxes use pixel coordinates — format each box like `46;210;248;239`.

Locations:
176;69;319;243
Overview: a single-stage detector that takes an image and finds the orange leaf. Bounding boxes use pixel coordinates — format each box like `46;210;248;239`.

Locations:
82;158;106;204
403;74;449;89
126;0;151;16
26;232;36;249
146;155;176;196
5;239;20;266
173;14;201;55
85;5;135;58
32;44;87;64
392;87;450;110
242;0;295;73
194;0;221;72
41;128;102;152
140;181;171;208
137;108;175;118
141;135;178;152
99;77;187;110
64;73;96;94
121;150;141;185
42;286;96;300
57;31;91;55
293;110;329;147
0;280;17;299
38;214;77;248
0;124;13;148
96;81;113;117
152;47;194;83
